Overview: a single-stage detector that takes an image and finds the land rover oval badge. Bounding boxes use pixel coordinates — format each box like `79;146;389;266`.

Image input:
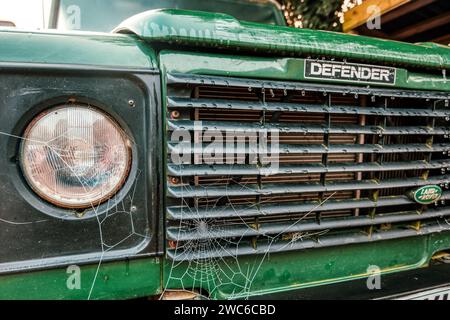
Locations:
411;185;442;205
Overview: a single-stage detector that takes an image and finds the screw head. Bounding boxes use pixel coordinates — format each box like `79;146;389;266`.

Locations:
170;177;180;185
170;110;180;119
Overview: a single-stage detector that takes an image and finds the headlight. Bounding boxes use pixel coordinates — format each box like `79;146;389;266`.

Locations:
20;105;132;209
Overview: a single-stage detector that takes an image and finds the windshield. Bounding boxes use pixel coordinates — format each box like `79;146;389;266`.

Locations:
55;0;286;32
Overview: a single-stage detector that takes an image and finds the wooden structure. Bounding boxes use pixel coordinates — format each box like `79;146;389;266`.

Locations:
0;20;16;27
343;0;450;45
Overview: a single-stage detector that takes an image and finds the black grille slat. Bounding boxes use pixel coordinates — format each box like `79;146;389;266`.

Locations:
168;223;450;262
167;192;450;220
167;73;450;100
168;206;450;242
167;160;450;177
168;97;450;118
165;72;450;260
168;175;450;198
168;142;450;155
168;120;450;136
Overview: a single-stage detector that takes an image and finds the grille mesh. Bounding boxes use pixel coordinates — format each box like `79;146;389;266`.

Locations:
165;73;450;261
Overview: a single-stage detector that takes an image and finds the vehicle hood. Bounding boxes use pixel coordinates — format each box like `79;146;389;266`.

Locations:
0;28;156;69
114;9;450;72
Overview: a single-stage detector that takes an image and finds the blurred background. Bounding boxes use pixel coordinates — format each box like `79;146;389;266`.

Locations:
0;0;52;29
0;0;449;45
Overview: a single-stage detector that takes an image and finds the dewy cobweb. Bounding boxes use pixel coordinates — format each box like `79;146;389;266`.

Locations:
163;122;336;300
163;166;335;299
0;103;149;300
0;102;335;300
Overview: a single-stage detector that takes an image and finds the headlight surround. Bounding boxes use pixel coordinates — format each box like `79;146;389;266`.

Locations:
20;105;132;209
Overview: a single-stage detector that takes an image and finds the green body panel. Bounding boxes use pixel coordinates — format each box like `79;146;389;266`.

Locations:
0;7;450;299
0;29;157;68
159;51;450;91
0;258;161;300
0;29;161;300
115;9;450;71
164;235;450;299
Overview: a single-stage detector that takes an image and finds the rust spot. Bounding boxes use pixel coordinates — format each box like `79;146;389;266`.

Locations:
168;240;177;249
161;290;200;300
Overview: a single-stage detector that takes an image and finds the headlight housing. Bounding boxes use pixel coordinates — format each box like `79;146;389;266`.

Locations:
20;105;132;209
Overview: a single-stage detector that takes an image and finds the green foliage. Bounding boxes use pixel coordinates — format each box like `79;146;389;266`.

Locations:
280;0;343;31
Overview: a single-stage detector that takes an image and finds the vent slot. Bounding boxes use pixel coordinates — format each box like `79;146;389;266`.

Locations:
166;73;450;261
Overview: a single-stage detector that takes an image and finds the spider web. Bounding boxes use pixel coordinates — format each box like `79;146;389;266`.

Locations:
163;142;336;300
0;109;149;300
86;167;148;300
0;108;336;301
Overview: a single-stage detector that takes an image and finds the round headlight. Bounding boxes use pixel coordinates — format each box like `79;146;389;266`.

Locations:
20;105;132;209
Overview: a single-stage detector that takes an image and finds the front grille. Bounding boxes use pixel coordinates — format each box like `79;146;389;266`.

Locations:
165;73;450;261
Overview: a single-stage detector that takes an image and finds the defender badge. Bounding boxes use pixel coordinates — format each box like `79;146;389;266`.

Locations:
410;185;442;205
304;59;396;85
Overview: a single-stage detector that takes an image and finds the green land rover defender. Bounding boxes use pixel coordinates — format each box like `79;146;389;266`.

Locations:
0;0;449;300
